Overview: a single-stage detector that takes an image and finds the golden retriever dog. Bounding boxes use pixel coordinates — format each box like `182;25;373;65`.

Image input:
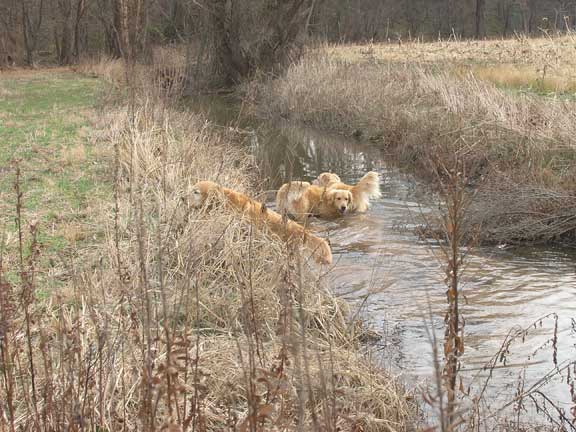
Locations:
314;171;381;213
277;171;381;220
188;181;332;265
276;182;353;222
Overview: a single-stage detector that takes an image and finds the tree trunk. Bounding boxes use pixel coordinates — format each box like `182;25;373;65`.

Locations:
21;0;44;66
72;0;86;60
58;26;72;64
211;0;249;84
527;0;536;33
0;0;19;65
56;0;73;65
208;0;314;86
113;0;128;58
113;0;150;62
444;0;454;37
21;2;32;65
500;1;513;37
518;0;531;34
475;0;485;38
93;0;122;58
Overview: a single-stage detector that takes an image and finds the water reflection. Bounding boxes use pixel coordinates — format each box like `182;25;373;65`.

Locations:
252;125;380;189
188;94;576;417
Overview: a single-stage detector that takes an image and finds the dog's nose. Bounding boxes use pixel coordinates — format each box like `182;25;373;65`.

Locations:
340;206;347;212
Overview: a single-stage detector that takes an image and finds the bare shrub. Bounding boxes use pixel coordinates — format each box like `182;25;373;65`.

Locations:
78;45;188;98
471;176;576;244
196;0;315;85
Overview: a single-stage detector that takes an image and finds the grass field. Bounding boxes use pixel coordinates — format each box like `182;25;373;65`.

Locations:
328;34;576;94
0;70;111;290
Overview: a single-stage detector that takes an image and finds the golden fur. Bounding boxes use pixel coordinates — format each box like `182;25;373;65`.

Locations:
314;171;381;213
188;181;332;265
313;172;341;187
276;182;354;222
277;171;381;220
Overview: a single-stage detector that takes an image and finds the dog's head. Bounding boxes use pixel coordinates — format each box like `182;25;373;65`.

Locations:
313;172;341;187
328;189;353;215
188;180;221;208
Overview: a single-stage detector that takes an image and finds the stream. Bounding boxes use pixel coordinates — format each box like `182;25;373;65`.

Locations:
188;95;576;420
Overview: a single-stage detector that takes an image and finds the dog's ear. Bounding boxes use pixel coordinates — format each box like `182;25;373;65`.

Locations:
328;190;337;204
347;191;354;208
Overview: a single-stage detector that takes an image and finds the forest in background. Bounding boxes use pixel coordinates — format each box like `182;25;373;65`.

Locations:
1;0;576;69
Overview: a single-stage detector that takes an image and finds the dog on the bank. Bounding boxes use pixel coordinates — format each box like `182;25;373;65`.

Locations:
277;171;381;220
188;181;332;265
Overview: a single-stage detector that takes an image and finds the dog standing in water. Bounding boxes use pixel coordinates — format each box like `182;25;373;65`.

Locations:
314;171;381;213
276;171;381;220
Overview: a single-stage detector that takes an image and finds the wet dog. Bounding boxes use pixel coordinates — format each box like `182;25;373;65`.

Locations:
276;182;353;222
313;171;381;213
277;171;381;220
188;181;332;265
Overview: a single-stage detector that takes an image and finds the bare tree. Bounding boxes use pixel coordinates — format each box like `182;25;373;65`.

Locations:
55;0;71;64
91;0;118;57
54;0;87;64
114;0;150;62
6;0;576;67
72;0;87;59
205;0;315;85
0;0;20;65
90;0;148;60
498;0;515;37
553;0;576;30
21;0;45;65
475;0;486;37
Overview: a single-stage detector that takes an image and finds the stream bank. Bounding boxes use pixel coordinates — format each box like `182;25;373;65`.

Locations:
243;54;576;247
187;91;576;424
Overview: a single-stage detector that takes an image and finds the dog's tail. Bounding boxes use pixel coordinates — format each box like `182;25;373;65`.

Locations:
276;181;310;214
351;171;381;213
356;171;381;199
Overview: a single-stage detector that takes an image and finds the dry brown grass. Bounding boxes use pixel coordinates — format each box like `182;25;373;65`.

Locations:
58;221;88;243
59;142;87;166
103;103;412;430
248;45;576;244
329;35;576;65
77;45;188;96
0;61;413;431
326;34;576;94
0;85;13;97
469;64;576;93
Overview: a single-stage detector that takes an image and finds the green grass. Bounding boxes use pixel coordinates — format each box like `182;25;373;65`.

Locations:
0;70;112;289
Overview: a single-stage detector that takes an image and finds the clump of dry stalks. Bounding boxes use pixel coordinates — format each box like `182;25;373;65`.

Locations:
248;49;576;245
0;64;412;431
77;45;189;98
416;160;576;431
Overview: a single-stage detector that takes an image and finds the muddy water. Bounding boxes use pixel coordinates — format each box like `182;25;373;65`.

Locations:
189;95;576;416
